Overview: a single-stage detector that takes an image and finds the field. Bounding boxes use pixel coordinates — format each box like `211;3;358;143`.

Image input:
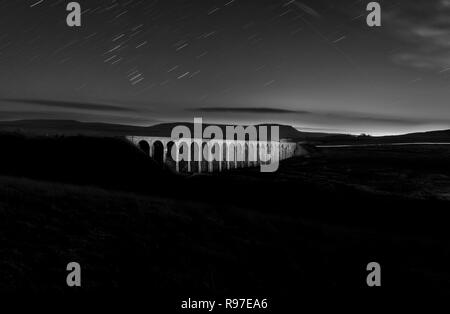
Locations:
1;134;450;304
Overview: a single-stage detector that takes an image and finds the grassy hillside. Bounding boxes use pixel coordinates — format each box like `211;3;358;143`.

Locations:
1;133;450;298
2;172;450;297
0;132;174;193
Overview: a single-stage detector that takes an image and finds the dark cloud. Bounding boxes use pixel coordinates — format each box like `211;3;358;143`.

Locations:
0;109;157;126
387;0;450;71
188;107;310;114
325;112;424;125
189;106;443;126
1;98;135;113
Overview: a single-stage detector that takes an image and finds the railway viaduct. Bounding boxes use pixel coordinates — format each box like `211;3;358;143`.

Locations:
126;136;304;173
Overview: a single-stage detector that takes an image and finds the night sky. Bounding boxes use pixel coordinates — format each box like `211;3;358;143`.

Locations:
0;0;449;135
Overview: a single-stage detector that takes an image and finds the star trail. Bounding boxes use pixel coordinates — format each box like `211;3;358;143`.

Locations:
0;0;449;135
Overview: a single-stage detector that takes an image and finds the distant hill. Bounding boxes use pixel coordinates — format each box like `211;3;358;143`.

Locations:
312;129;450;145
0;120;150;136
1;119;450;144
0;119;312;140
380;129;450;143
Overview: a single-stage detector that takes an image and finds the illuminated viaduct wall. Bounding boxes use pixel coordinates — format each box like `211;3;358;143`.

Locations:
126;136;299;173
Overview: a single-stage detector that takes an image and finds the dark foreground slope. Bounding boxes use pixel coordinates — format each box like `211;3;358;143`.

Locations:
1;133;450;305
0;132;174;193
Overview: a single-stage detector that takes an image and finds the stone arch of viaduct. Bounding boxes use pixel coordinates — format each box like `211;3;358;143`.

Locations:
126;136;298;173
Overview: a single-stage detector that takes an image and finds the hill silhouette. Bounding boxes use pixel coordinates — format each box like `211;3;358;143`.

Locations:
0;132;174;193
0;119;323;140
1;119;450;144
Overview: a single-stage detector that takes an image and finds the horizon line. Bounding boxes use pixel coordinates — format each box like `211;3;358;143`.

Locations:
1;118;450;138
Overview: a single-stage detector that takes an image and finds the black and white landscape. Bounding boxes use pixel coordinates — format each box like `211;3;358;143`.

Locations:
1;0;450;309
